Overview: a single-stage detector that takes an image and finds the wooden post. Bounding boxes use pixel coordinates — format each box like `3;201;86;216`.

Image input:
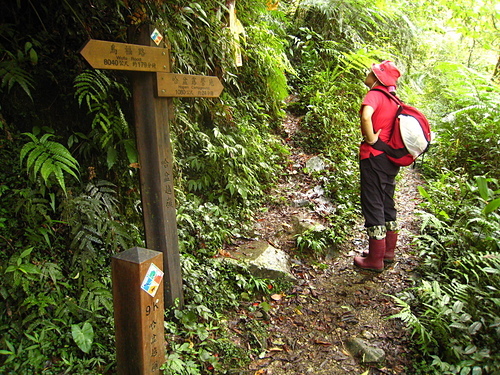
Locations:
111;247;165;374
128;25;184;307
79;32;224;310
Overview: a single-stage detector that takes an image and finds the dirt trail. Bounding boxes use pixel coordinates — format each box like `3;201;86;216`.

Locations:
243;116;423;374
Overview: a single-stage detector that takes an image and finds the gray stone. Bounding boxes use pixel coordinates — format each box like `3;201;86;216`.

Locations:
292;198;310;208
291;215;326;237
305;185;325;198
314;196;336;215
229;240;296;282
345;337;386;363
305;155;327;172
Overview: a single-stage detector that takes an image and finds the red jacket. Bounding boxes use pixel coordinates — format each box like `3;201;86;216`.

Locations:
359;86;399;160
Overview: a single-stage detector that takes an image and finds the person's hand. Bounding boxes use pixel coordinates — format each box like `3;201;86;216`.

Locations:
366;129;382;145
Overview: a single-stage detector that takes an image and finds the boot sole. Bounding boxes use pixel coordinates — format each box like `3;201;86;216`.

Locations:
353;262;384;273
361;252;394;263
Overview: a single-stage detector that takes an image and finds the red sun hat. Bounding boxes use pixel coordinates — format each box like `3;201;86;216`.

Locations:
371;60;401;87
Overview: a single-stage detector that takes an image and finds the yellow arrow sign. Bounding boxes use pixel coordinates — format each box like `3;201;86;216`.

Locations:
156;73;224;98
79;39;170;72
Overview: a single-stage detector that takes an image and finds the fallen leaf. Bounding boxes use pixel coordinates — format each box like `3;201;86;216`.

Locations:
218;249;233;257
314;339;332;346
271;294;283;301
268;347;284;352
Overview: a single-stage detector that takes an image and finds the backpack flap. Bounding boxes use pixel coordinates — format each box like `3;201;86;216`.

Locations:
399;114;429;157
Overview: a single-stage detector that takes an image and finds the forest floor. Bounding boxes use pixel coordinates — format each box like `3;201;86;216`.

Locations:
237;114;424;374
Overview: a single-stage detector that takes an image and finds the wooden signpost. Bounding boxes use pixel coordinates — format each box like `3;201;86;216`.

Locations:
80;28;223;306
79;25;224;374
126;26;184;310
111;247;165;375
79;39;171;72
157;72;223;98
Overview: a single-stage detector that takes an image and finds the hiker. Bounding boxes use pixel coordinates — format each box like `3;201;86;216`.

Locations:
354;60;402;272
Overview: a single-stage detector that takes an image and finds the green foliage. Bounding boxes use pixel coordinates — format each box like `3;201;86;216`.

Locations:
391;171;500;373
416;174;499;272
0;247;115;374
390;56;500;373
163;255;279;374
295;226;339;256
287;0;418;84
2;0;500;374
71;322;95;354
181;255;272;310
239;12;293;113
74;69;136;169
1;2;295;373
0;38;37;100
176;192;244;256
421;62;500;180
172;96;288;253
388;46;500;375
391;260;500;374
61;179;140;267
20;130;80;195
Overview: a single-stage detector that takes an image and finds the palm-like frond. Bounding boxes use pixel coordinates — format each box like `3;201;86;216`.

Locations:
20;132;79;194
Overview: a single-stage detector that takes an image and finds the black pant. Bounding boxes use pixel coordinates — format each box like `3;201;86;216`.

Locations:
360;153;400;228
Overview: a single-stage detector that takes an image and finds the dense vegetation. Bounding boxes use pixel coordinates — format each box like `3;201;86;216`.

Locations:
0;0;498;374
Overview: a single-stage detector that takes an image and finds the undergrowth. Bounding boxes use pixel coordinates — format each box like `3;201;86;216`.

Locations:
390;63;500;374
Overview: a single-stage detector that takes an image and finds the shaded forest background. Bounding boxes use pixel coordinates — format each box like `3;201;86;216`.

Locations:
0;0;499;374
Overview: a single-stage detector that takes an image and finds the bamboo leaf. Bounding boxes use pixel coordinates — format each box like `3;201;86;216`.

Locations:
484;198;500;214
418;185;430;199
476;176;489;200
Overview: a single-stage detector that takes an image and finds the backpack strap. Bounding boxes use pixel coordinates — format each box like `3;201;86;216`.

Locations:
371;88;403;106
368;88;407;158
371;88;404;119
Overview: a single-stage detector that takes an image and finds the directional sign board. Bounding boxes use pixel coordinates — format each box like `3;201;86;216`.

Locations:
156;73;223;98
80;39;170;72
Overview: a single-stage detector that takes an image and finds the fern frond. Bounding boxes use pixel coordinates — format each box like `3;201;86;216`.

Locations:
19;142;36;163
389;295;436;350
55;160;79;181
21;132;80;194
62;179;132;266
40;159;56;183
0;60;34;99
30;149;50;177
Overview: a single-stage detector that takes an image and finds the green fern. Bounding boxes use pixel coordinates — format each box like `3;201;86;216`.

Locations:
20;132;79;195
0;41;37;99
74;70;134;169
61;180;134;266
389;293;437;351
0;59;34;99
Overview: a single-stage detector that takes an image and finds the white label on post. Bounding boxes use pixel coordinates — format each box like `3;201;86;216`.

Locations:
141;263;164;297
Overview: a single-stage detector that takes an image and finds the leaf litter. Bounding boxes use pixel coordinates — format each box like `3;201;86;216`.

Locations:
230;114;424;375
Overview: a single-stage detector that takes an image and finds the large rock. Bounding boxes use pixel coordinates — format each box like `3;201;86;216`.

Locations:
345;337;386;363
229;240;296;282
